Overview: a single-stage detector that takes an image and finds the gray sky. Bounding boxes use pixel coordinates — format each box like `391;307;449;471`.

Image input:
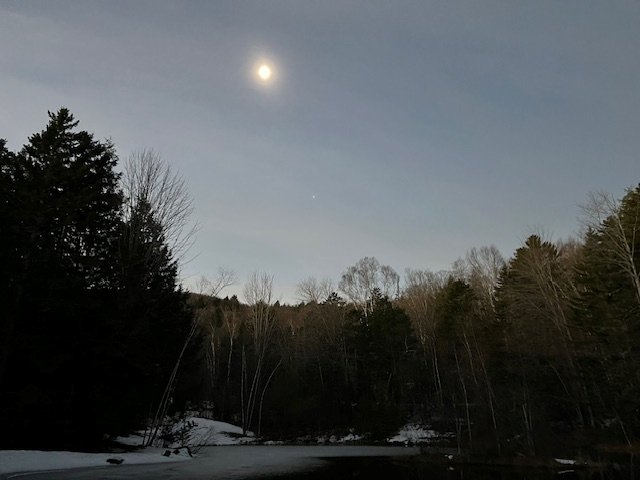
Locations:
2;1;639;303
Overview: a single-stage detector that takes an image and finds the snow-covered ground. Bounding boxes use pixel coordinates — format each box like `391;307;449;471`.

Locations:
172;417;255;446
1;445;419;479
116;417;255;448
1;417;254;477
0;448;190;476
315;432;365;444
1;418;439;478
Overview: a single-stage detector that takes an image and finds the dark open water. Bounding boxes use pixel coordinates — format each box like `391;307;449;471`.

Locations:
263;456;638;480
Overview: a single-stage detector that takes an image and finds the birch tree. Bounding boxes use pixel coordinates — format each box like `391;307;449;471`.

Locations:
241;272;279;435
339;257;399;316
295;276;334;304
466;246;505;316
401;269;450;405
581;188;640;308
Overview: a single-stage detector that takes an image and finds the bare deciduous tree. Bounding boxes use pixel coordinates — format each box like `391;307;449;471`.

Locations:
241;272;279;435
466;245;505;315
196;267;237;298
581;190;640;307
450;246;505;315
192;267;237;402
295;276;334;304
380;264;400;299
401;268;450;405
121;150;199;447
339;257;399;315
122;149;197;266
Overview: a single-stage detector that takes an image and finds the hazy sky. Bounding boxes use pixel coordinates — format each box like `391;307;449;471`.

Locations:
2;1;639;303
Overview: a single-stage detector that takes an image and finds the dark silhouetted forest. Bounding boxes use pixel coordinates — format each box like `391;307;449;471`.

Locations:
2;110;639;457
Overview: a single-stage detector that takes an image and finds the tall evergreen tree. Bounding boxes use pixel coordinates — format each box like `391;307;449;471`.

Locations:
0;109;123;448
575;186;640;439
494;236;585;454
109;197;196;435
0;139;22;388
20;109;122;288
345;291;414;437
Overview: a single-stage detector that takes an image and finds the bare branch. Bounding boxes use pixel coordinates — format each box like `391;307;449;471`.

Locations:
581;190;640;306
338;257;398;314
197;267;237;298
122;149;197;267
296;276;334;304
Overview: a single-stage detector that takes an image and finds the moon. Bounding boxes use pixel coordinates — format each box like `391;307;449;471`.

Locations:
251;57;278;88
257;64;273;82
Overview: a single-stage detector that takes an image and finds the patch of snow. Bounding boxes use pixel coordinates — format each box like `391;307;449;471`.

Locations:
169;417;255;447
114;432;145;447
115;417;255;449
338;433;364;443
387;424;453;445
1;418;257;475
313;432;363;444
0;448;189;475
554;458;576;465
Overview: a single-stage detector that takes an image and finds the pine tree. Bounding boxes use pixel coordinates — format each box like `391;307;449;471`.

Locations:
0;109;123;448
20;109;122;288
493;236;585;454
0;139;21;388
346;292;414;437
575;186;640;440
108;197;195;435
1;109;199;448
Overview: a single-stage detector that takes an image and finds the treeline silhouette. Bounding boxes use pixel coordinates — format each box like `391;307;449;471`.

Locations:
190;195;640;456
2;110;639;457
0;110;196;449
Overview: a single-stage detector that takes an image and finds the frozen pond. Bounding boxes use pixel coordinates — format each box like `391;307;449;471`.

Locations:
8;446;633;480
9;445;420;479
268;458;634;480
